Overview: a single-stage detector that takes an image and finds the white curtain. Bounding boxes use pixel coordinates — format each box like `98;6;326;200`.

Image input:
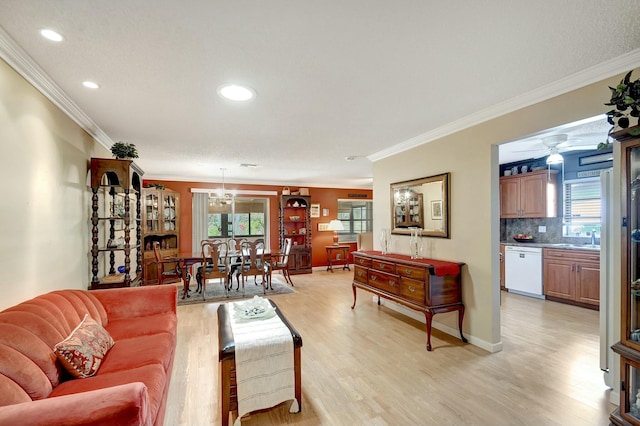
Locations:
192;192;209;253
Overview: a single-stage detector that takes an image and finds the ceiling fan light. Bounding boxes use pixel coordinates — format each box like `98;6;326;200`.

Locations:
546;152;564;164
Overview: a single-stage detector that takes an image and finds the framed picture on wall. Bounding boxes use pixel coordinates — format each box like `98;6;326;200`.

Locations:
431;200;442;219
310;203;320;218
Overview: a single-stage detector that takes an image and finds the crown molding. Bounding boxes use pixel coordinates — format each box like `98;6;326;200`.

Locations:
368;49;640;162
0;26;112;150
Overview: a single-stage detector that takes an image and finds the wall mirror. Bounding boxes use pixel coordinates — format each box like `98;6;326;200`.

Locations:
390;172;450;238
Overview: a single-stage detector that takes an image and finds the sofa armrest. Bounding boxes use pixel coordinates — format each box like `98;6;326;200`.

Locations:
92;285;177;321
0;382;151;426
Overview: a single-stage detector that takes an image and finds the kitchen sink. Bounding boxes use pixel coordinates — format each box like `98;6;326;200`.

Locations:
547;243;600;250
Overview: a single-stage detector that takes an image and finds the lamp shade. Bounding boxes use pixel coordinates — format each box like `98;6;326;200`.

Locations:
327;220;344;231
327;219;344;245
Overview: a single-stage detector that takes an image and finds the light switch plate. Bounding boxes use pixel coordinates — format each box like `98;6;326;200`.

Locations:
538;225;546;233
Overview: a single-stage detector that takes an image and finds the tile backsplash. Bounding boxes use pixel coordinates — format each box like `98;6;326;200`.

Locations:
500;217;597;245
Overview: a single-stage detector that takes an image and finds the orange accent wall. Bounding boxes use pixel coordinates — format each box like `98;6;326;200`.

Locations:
143;180;372;267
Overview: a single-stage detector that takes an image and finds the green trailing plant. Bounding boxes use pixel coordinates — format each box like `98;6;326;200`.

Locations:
599;70;640;149
110;141;139;159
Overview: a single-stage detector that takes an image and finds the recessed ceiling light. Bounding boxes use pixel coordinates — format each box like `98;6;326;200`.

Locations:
217;84;255;101
345;156;358;161
40;29;64;42
82;81;100;89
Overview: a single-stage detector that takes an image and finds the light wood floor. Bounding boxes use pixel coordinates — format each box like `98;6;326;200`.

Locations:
165;269;616;425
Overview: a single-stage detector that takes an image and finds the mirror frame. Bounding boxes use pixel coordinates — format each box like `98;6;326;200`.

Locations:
390;172;450;238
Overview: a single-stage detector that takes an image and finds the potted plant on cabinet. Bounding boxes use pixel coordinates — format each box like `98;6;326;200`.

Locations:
110;141;139;159
600;69;640;148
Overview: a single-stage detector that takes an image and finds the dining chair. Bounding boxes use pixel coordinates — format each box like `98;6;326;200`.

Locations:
227;238;246;288
239;239;266;295
153;241;188;285
267;237;293;288
196;240;229;300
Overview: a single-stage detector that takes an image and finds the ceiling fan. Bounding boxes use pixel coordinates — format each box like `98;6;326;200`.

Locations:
510;133;601;163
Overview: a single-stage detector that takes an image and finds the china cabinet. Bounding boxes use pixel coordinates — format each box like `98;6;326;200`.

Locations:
612;139;640;425
499;169;559;218
141;187;181;285
89;158;143;289
393;192;423;228
279;195;312;274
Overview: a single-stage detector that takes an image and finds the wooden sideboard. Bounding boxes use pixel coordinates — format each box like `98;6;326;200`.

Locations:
352;250;467;351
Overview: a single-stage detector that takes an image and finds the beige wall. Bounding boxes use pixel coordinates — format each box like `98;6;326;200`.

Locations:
0;58;109;310
373;72;628;351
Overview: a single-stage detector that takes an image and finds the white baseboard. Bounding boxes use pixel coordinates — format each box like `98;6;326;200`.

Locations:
376;297;503;353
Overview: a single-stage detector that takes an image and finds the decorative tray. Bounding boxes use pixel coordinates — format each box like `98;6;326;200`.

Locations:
233;296;276;320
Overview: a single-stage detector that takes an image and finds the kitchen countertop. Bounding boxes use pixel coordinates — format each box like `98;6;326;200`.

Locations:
500;241;600;252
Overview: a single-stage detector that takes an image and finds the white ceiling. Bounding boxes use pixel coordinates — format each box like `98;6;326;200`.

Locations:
1;1;639;188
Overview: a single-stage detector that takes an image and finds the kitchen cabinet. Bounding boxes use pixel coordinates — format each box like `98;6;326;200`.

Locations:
611;138;640;425
500;170;558;218
543;248;599;308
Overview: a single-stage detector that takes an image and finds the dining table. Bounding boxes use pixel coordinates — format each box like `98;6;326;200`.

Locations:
169;248;271;299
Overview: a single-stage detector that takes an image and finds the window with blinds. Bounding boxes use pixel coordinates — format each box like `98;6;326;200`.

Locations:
207;198;266;238
563;177;601;237
337;199;373;242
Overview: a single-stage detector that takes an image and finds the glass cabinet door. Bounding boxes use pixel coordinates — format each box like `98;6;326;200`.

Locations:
144;191;160;232
163;193;177;232
628;146;640;347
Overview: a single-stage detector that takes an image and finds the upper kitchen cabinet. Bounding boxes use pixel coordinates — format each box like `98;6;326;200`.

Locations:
500;169;559;218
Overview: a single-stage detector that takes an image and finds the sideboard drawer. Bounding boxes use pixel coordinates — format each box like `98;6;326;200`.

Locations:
354;256;372;268
397;264;427;281
368;269;400;295
354;265;368;284
372;259;395;274
399;277;425;304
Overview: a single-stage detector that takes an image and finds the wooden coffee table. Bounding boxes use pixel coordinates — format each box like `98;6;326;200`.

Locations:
217;300;302;425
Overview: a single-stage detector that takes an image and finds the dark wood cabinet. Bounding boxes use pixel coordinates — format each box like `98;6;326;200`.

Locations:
393;192;423;228
279;195;312;274
500;170;558;218
351;251;466;351
89;158;144;289
612;139;640;425
543;248;599;308
141;188;181;285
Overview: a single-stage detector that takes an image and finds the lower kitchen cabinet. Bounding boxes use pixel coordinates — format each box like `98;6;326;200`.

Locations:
543;248;600;308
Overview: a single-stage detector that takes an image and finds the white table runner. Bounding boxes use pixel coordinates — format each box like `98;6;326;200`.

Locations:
229;301;297;425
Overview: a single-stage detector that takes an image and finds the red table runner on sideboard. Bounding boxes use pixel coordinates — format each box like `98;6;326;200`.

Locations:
358;251;462;277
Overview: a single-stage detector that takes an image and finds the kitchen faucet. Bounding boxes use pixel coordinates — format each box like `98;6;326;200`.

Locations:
591;231;597;246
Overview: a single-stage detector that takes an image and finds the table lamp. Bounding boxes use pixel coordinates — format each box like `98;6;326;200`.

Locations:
327;219;344;245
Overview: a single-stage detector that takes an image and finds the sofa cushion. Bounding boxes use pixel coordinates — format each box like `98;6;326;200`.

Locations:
49;363;166;422
0;374;31;405
54;315;115;379
105;313;177;341
99;332;175;375
0;323;61;388
0;343;53;403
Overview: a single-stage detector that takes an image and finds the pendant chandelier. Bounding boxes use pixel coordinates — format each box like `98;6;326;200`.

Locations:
210;168;234;206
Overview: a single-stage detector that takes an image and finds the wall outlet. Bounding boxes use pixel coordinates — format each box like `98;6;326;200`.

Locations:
538;225;546;233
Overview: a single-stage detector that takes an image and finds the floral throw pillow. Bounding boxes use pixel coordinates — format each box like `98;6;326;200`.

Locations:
54;314;115;378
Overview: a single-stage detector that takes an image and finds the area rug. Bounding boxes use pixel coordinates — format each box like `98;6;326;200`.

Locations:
177;275;295;306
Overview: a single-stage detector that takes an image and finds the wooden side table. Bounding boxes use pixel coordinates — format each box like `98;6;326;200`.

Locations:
326;245;351;272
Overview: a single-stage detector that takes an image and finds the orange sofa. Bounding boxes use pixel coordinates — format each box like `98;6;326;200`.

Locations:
0;285;177;426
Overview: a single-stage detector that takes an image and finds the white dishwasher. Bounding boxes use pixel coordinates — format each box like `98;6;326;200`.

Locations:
504;245;544;299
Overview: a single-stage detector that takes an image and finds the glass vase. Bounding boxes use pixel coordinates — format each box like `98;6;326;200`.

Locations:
380;228;391;254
